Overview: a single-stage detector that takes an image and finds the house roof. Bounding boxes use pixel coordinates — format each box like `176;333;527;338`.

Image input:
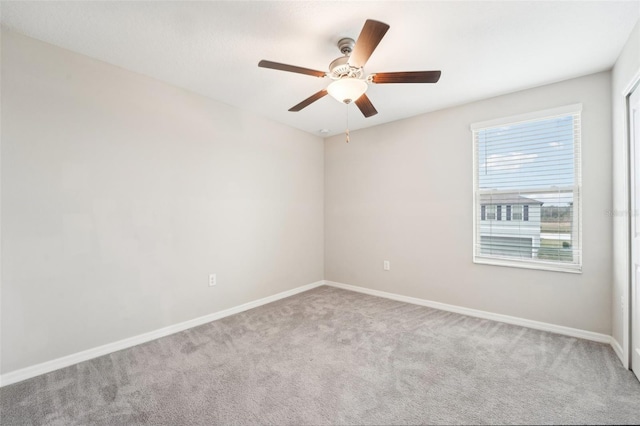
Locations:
480;194;543;205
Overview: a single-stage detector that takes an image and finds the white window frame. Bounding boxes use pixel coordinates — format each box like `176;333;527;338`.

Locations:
471;104;582;274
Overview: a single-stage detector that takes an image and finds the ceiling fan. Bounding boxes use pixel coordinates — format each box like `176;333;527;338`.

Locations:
258;19;441;118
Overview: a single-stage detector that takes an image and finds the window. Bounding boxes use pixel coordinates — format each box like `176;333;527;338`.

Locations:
485;205;496;220
472;104;582;273
512;205;523;221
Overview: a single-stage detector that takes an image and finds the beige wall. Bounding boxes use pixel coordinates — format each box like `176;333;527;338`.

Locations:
325;71;612;334
0;30;324;373
612;20;640;364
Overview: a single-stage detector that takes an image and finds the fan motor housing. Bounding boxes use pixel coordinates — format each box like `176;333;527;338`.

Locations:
329;56;364;79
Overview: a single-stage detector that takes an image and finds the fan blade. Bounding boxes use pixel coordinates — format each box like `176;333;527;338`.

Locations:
289;89;328;112
355;94;378;118
258;60;326;78
371;71;442;84
348;20;390;68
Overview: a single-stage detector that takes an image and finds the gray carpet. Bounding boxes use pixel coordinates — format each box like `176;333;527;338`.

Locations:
2;285;640;425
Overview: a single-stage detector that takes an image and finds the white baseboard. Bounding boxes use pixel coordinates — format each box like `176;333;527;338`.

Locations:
0;280;324;387
611;337;625;365
324;280;613;344
1;279;623;387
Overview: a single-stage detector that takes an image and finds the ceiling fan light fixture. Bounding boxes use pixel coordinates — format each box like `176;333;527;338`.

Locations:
327;78;367;104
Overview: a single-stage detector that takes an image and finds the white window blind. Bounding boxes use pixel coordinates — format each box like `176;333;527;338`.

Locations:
472;104;582;273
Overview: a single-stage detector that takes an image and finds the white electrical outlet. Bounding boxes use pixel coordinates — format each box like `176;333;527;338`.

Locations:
209;273;217;287
383;261;390;271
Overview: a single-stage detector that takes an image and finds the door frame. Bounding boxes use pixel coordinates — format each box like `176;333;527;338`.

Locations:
626;72;640;370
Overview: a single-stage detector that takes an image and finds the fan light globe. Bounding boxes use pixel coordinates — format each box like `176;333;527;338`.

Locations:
327;78;367;104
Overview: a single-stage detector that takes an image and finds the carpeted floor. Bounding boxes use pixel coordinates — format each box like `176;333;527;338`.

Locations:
2;285;640;425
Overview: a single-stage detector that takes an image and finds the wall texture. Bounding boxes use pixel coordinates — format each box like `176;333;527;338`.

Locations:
0;31;324;374
611;20;640;365
325;71;612;334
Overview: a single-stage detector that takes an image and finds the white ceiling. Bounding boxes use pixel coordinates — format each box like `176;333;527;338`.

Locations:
1;1;639;137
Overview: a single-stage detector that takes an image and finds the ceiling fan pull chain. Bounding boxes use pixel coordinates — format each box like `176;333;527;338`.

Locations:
345;103;350;143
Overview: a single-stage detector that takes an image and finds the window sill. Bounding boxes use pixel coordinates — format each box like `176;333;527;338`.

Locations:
473;256;582;274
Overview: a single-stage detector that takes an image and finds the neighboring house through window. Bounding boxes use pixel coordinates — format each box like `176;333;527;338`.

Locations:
472;104;582;273
478;195;542;259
